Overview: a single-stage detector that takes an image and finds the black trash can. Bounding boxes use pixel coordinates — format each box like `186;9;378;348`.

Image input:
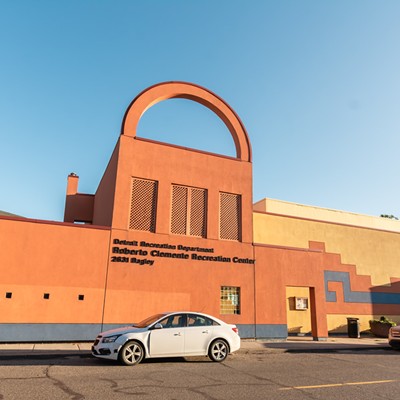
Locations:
347;317;360;338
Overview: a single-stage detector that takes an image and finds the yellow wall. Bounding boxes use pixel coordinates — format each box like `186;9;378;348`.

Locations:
254;198;400;233
253;210;400;286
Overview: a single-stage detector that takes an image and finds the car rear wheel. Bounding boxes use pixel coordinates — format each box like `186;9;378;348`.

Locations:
119;341;144;365
209;339;228;362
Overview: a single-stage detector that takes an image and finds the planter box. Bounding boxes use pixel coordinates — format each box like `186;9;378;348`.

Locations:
369;321;392;338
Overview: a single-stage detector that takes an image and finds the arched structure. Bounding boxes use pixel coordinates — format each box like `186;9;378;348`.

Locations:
121;81;252;162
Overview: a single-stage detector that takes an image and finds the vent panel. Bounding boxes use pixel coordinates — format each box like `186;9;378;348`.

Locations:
171;185;188;235
219;192;241;241
189;188;207;237
171;185;207;238
129;178;157;232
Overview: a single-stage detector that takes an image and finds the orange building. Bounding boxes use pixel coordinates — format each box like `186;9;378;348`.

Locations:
1;82;399;342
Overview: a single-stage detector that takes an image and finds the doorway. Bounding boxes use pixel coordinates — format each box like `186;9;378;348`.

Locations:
286;286;312;336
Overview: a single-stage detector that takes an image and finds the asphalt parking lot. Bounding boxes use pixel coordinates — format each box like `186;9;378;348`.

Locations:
0;337;398;400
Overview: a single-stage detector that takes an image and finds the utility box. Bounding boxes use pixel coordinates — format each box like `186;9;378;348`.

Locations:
347;317;360;338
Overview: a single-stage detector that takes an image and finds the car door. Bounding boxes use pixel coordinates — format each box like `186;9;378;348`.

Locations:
148;314;185;357
184;314;216;356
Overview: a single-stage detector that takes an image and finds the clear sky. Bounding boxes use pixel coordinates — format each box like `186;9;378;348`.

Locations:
1;1;399;221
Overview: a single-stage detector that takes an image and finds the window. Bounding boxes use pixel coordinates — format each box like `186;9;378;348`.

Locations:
78;294;85;301
187;314;218;327
220;286;240;315
219;192;241;241
129;178;158;232
5;292;12;299
171;185;207;237
158;314;186;328
43;293;50;300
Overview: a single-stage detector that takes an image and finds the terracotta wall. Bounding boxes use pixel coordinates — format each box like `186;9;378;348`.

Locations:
254;244;328;338
102;230;255;326
92;141;120;227
99;132;255;325
0;217;110;324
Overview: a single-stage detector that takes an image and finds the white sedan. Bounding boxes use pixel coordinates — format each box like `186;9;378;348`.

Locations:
92;312;241;365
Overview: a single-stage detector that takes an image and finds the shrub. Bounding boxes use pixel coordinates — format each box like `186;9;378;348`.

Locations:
369;316;396;326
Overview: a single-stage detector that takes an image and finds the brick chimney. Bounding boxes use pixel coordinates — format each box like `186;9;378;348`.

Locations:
66;173;79;195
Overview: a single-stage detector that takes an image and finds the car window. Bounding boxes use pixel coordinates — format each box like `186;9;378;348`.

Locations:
187;314;218;327
158;314;186;328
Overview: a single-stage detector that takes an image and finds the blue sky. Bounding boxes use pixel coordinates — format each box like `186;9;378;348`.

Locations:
1;1;399;221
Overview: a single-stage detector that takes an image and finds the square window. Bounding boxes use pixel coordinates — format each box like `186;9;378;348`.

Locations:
43;293;50;300
5;292;12;299
78;294;84;301
220;286;240;315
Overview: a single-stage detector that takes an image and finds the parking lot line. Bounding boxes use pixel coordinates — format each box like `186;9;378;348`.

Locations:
279;379;397;390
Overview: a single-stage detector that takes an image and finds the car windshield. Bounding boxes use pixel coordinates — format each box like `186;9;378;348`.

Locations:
133;314;166;328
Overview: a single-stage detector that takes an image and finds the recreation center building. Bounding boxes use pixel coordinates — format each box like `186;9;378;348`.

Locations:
1;81;399;342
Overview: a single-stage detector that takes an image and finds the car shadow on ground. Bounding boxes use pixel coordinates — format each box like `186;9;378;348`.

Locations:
0;352;214;367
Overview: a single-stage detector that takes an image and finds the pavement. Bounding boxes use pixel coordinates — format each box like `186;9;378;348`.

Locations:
0;335;392;358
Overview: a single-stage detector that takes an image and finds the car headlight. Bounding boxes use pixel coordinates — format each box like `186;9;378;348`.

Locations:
102;335;121;343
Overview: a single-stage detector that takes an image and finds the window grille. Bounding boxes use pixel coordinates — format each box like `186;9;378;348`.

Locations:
219;192;241;241
189;188;207;237
171;185;188;235
171;185;207;238
129;178;158;232
220;286;241;315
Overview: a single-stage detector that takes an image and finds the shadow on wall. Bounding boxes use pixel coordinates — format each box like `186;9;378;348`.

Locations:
325;270;400;335
287;326;305;334
287;327;312;337
328;325;348;334
329;280;400;335
370;280;400;337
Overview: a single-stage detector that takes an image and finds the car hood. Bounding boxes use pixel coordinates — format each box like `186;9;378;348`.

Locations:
98;325;147;336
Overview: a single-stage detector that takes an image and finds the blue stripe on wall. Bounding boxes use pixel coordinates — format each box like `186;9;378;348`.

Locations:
238;324;287;339
0;323;103;342
324;271;400;304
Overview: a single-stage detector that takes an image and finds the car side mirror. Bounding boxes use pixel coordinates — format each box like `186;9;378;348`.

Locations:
153;323;163;330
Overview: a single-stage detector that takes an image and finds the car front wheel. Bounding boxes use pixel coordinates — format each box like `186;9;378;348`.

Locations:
119;341;144;365
209;339;229;362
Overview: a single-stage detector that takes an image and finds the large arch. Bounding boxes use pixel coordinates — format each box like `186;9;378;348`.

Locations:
121;81;252;162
